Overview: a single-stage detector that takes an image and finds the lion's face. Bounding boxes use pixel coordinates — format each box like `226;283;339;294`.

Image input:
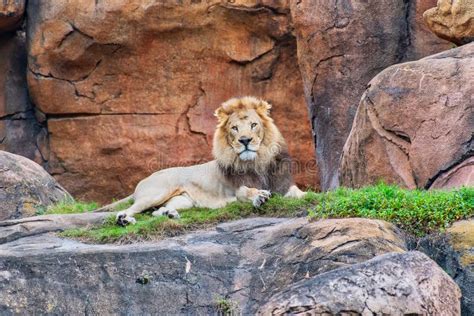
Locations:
213;96;287;170
225;109;264;161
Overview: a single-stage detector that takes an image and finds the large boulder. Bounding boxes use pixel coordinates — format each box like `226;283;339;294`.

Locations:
289;0;451;190
418;219;474;315
424;0;474;45
0;217;407;314
259;251;461;315
340;43;473;189
26;0;317;203
0;151;71;220
0;31;47;165
0;0;25;32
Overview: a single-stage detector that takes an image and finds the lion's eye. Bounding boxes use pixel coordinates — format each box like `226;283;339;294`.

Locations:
231;126;238;132
251;123;257;129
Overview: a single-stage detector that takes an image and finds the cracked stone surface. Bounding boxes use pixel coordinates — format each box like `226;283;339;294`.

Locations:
0;32;47;166
0;151;71;220
25;0;317;203
290;0;451;190
0;217;408;314
340;42;474;189
424;0;474;45
258;251;461;315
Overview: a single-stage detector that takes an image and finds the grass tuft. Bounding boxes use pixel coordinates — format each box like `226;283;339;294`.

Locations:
36;198;135;216
58;184;473;243
214;296;240;315
36;200;99;216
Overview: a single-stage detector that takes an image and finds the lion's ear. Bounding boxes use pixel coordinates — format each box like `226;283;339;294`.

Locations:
214;106;228;124
255;100;272;117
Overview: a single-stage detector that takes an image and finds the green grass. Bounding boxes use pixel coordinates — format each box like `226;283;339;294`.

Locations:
59;184;474;243
36;198;134;216
214;296;240;315
60;192;318;243
114;198;134;211
36;200;99;215
310;184;474;237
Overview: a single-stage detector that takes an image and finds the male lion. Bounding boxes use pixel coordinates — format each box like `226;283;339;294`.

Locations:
113;96;306;226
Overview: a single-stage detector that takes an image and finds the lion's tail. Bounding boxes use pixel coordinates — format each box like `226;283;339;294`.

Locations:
93;195;134;213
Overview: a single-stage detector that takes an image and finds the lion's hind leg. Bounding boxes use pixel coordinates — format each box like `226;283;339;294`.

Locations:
116;189;179;226
152;194;194;219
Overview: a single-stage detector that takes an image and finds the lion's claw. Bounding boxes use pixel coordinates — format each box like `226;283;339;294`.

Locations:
252;190;271;208
116;212;137;226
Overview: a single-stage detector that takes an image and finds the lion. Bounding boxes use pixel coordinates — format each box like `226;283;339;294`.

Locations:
110;96;306;226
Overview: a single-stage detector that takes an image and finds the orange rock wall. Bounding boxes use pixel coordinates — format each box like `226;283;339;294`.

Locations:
27;1;317;202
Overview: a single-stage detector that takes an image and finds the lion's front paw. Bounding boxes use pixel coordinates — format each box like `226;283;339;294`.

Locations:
252;190;271;208
116;211;137;226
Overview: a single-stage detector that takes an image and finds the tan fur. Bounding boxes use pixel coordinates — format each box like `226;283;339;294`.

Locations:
115;96;306;226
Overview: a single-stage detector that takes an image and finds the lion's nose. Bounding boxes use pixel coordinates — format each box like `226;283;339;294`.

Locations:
239;137;252;146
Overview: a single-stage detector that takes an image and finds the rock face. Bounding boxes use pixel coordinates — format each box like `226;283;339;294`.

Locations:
26;0;317;203
290;0;451;190
0;151;71;220
340;43;474;189
418;219;474;315
0;0;25;32
259;251;461;315
0;32;47;165
0;217;408;314
424;0;474;45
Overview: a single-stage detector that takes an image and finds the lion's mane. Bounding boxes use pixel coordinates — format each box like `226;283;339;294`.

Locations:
212;96;288;174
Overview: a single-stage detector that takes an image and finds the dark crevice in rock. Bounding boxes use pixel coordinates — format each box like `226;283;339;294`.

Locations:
365;95;411;155
308;54;346;155
28;56;105;84
309;54;345;105
178;82;208;142
396;0;412;63
0;110;30;120
215;3;289;16
1;45;48;165
69;22;95;41
385;129;411;144
425;150;474;189
56;28;75;48
228;45;275;66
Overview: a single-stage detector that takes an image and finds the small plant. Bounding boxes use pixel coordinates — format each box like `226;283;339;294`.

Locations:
136;271;152;285
215;296;240;316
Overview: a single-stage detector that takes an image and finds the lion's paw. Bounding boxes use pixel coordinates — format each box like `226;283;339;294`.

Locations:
116;211;137;226
152;208;181;219
252;190;271;208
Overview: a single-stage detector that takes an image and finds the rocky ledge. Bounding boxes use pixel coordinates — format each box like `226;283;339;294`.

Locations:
0;217;462;315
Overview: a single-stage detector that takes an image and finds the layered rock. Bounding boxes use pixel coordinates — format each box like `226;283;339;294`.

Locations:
0;32;47;165
259;251;461;315
290;0;451;190
340;43;473;189
26;0;317;203
0;217;407;314
424;0;474;45
0;151;71;220
0;0;25;32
